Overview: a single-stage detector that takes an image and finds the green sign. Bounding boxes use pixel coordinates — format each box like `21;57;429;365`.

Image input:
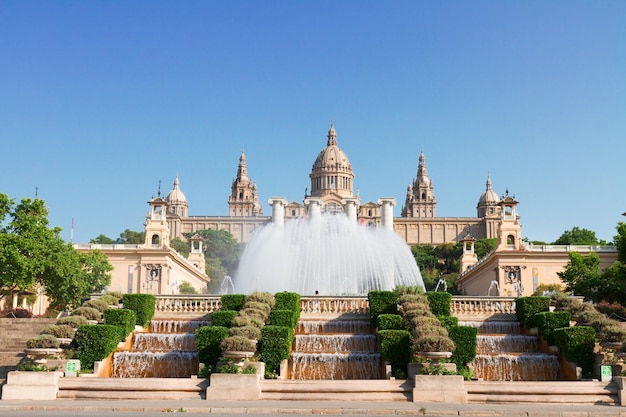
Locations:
601;365;612;377
66;361;76;373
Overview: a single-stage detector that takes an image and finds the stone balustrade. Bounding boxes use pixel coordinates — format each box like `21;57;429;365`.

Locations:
154;294;516;319
451;296;517;320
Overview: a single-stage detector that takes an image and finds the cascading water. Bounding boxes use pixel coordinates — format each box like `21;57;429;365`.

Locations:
235;212;424;295
112;319;209;378
464;320;560;381
290;318;382;380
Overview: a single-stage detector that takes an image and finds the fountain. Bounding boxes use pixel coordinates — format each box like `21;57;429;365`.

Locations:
235;203;424;295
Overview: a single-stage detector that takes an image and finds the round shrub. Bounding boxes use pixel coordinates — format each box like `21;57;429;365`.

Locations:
26;334;60;349
99;293;120;306
239;307;268;321
71;306;102;321
83;298;110;312
57;315;89;328
228;325;261;340
220;335;257;352
245;301;271;315
40;324;76;339
413;334;456;353
246;292;275;309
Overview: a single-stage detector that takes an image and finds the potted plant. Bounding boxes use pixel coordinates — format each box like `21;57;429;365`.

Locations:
220;335;257;360
24;335;63;364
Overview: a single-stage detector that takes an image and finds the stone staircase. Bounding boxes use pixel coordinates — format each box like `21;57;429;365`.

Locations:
0;318;56;383
57;377;209;400
260;379;412;401
466;380;619;404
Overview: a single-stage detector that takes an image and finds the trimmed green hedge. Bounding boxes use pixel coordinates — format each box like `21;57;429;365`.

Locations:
211;310;237;328
196;325;229;369
437;315;459;329
267;310;295;328
377;314;403;330
75;324;125;370
533;311;571;346
378;329;411;375
515;296;550;329
220;294;246;311
103;308;137;339
368;291;398;325
259;325;294;374
426;292;452;317
122;294;156;328
448;325;477;368
554;326;596;376
274;292;301;327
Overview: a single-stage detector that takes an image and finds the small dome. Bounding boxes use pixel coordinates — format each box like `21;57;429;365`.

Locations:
166;176;187;204
312;123;352;173
478;177;499;205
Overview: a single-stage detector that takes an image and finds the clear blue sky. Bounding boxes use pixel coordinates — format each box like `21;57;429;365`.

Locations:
2;1;625;244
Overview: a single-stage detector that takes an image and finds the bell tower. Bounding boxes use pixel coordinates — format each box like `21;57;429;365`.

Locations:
228;150;263;217
144;188;170;249
496;190;523;251
402;151;437;218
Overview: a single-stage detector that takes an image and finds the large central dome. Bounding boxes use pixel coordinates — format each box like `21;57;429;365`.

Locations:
308;123;355;205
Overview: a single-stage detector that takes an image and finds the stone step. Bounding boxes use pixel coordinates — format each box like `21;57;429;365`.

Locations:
466;380;618;404
260;379;412;401
57;377;209;400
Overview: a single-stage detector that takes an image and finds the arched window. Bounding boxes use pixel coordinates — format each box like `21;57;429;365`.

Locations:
151;234;160;247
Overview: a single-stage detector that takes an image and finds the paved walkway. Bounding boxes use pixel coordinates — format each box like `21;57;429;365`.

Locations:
0;399;625;416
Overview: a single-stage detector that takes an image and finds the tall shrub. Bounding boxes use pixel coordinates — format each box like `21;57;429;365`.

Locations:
426;292;452;317
533;311;571;346
103;308;137;339
259;325;294;374
220;294;246;311
274;292;301;327
378;329;411;376
515;296;550;329
196;326;229;369
211;310;237;328
554;326;596;376
75;324;124;370
122;294;156;328
368;291;398;325
447;325;477;368
267;310;295;328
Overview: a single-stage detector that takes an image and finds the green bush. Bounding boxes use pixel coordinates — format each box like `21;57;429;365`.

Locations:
74;324;125;370
99;293;120;306
448;325;477;368
196;326;229;368
26;334;60;349
246;292;276;309
103;308;137;339
71;306;102;321
259;325;294;375
228;325;261;340
437;315;459;329
40;324;76;339
533;311;571;346
368;291;398;325
211;310;237;328
220;294;246;311
378;329;411;376
426;292;452;317
267;310;295;328
274;292;301;327
56;315;88;328
515;296;550;329
83;298;109;312
554;326;596;376
377;314;403;330
122;294;156;328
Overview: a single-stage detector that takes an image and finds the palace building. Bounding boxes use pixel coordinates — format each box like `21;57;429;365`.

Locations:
164;123;503;246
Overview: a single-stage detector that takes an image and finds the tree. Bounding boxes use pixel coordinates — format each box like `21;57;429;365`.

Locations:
553;227;600;245
0;193;113;310
90;234;115;244
557;251;603;300
117;229;145;244
474;238;497;259
170;237;190;257
179;281;198;294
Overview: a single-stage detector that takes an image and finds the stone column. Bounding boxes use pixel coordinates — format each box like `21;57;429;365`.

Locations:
378;198;396;231
305;197;324;219
268;197;288;227
342;198;360;222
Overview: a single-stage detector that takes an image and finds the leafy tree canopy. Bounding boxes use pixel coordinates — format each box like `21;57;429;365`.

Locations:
117;229;145;244
553;227;601;245
178;281;198;294
90;234;116;244
170;237;190;257
0;193;112;309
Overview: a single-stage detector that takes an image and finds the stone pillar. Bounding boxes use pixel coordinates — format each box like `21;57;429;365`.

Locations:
342;198;359;222
378;198;396;231
305;197;324;219
268;197;288;227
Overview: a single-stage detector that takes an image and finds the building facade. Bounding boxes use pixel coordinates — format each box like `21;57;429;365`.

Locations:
163;123;505;247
